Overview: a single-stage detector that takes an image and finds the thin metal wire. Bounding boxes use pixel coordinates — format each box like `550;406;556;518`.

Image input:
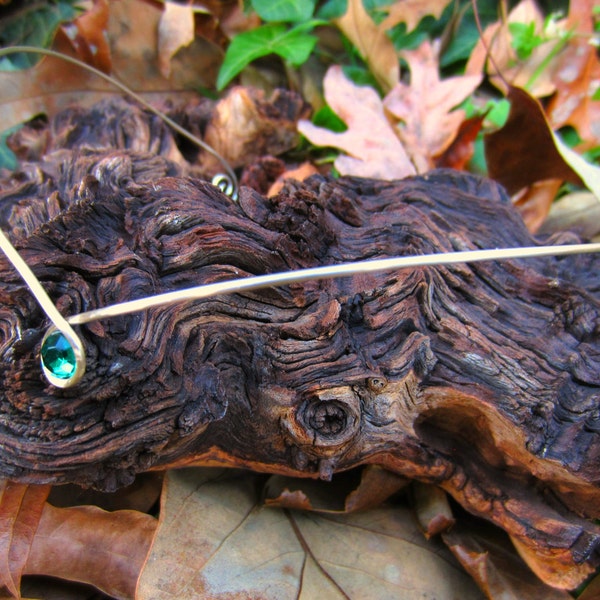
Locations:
0;229;86;386
0;45;239;200
66;242;600;326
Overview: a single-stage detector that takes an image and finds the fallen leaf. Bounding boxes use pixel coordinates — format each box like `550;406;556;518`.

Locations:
298;66;415;179
442;517;572;600
202;86;310;171
465;0;561;97
25;503;156;599
539;191;600;240
412;482;455;539
484;86;588;196
546;0;600;145
0;483;50;598
380;0;451;32
334;0;399;91
512;178;562;233
137;468;482;599
59;0;111;73
157;2;196;79
384;40;481;172
434;114;485;171
267;161;319;196
263;465;408;512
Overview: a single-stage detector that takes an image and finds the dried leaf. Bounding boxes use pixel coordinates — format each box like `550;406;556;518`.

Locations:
158;2;196;79
384;41;481;172
60;0;111;73
264;465;407;513
464;0;559;97
484;86;587;196
546;0;600;145
539;191;600;240
202;86;310;171
434;114;485;171
137;468;482;599
25;503;156;599
380;0;451;32
0;483;50;598
267;161;319;196
298;66;415;179
412;482;455;539
334;0;399;91
442;518;572;600
512;178;562;233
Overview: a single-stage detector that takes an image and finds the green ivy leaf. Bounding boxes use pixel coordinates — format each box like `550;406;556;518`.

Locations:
251;0;316;23
217;22;318;90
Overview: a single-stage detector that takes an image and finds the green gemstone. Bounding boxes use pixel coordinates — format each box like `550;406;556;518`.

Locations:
41;331;77;380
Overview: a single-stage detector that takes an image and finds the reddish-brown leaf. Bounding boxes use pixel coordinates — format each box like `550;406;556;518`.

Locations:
484;86;584;195
0;483;50;599
442;518;572;599
25;503;156;599
546;0;600;145
434;114;485;171
380;0;451;32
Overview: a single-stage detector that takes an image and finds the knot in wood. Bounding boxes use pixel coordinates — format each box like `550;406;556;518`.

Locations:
306;400;348;437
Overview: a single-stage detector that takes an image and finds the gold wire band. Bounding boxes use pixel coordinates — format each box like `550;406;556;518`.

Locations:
0;229;86;386
65;242;600;326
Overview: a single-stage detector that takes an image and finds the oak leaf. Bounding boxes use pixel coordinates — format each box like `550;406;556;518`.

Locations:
546;0;600;145
465;0;559;98
384;41;481;172
298;66;415;179
136;468;482;599
380;0;451;32
157;2;196;79
334;0;399;91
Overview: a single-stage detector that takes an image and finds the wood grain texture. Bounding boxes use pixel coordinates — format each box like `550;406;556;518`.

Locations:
0;99;599;587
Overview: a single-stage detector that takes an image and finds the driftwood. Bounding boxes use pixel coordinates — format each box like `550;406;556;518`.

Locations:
1;99;600;589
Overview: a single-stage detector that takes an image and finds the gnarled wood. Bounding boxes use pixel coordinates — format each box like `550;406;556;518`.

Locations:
0;100;600;588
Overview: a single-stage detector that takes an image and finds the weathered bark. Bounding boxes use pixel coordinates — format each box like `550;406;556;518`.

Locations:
1;100;600;588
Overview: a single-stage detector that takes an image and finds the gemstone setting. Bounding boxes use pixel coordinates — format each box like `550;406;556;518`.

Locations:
41;331;77;379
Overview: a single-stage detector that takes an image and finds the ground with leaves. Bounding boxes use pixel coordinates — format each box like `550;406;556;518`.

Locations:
0;0;599;599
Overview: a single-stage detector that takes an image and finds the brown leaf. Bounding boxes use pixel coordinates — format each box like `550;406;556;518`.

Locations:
267;161;319;197
298;66;415;179
464;0;559;97
434;114;485;171
384;40;481;172
157;2;196;79
539;191;600;241
546;0;600;145
25;503;156;599
0;483;50;598
512;179;562;233
59;0;111;73
334;0;399;91
412;482;455;539
264;465;407;513
380;0;451;32
137;468;482;599
442;518;572;599
484;86;585;195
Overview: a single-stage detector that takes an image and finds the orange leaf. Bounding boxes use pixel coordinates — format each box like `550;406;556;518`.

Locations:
25;503;156;599
298;66;415;179
380;0;451;32
384;41;481;172
435;114;485;171
334;0;399;92
546;0;600;145
0;482;50;598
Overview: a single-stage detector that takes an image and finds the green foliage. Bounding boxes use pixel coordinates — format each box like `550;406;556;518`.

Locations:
0;1;82;70
509;22;544;60
312;105;347;132
217;22;319;90
0;128;18;171
251;0;316;23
